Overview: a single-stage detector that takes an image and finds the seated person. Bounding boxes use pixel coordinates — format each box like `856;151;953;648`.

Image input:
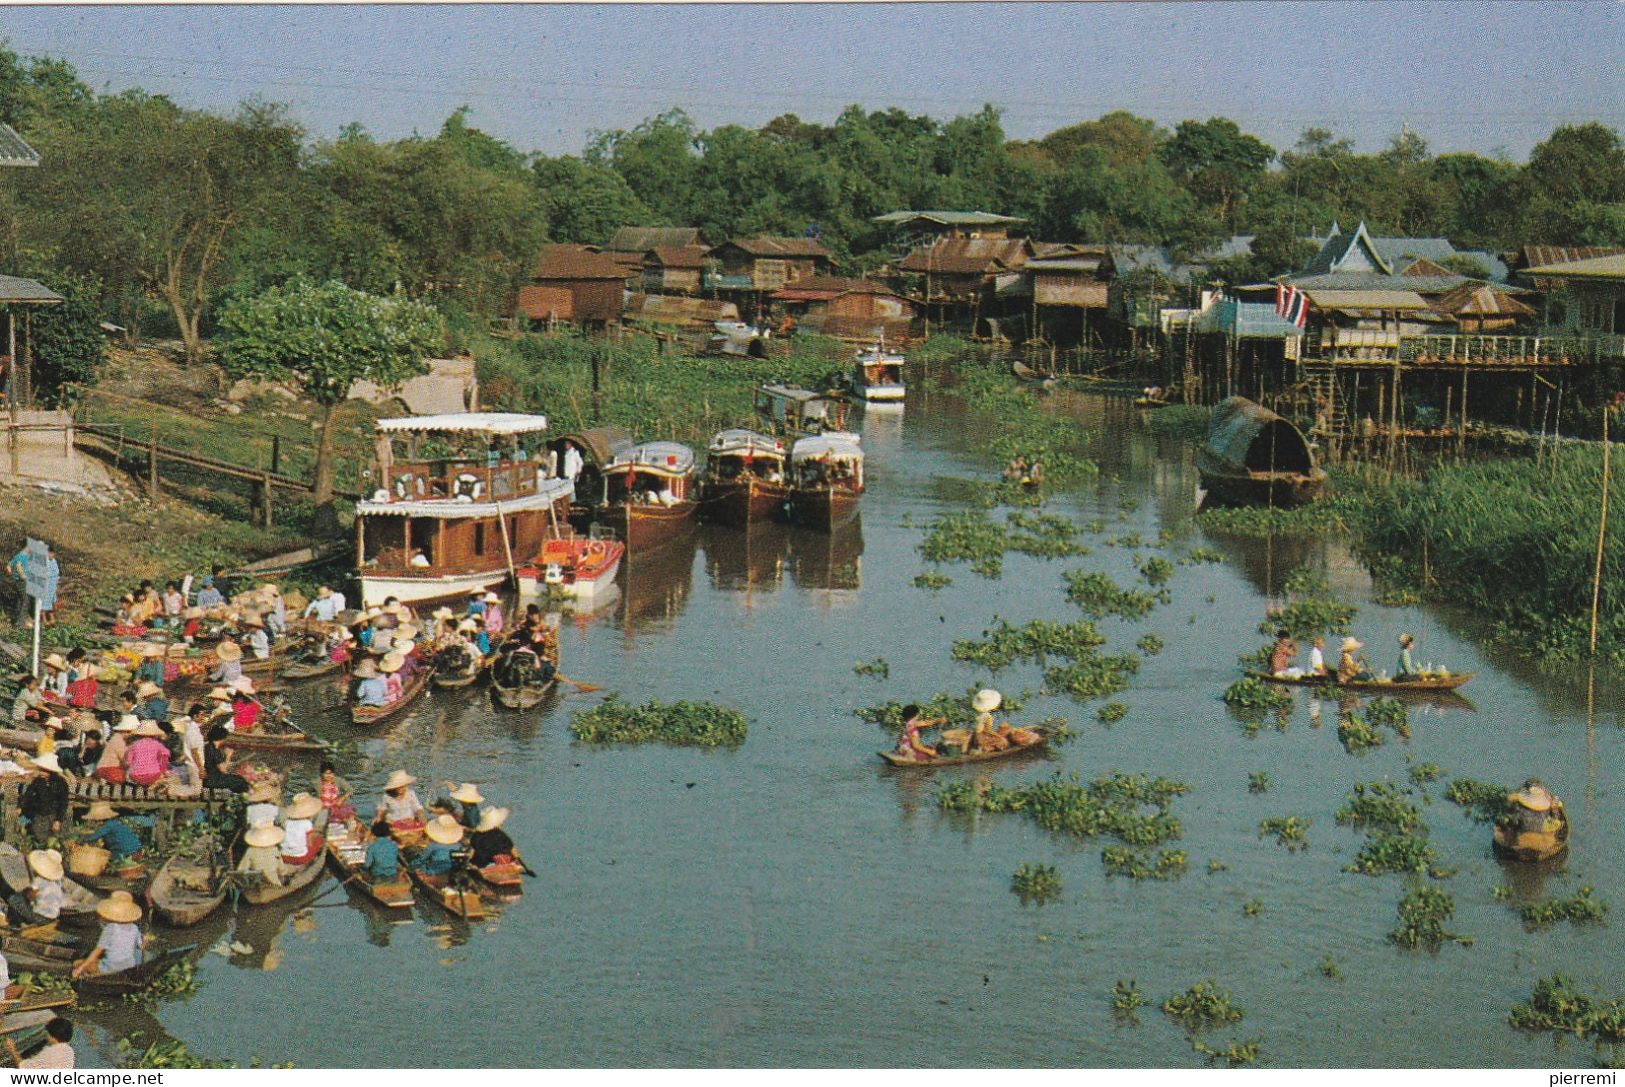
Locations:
279;793;324;866
1337;637;1373;683
79;802;145;865
891;704;939;762
236;823;285;887
469;807;516;868
361;818;401;881
411;815;464;876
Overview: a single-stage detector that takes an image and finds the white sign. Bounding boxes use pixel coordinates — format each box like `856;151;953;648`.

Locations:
22;537;49;600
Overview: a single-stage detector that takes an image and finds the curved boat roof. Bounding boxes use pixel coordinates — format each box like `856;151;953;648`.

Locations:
790;434;864;462
1203;396;1318;475
708;429;785;456
375;412;548;436
556;427;636;466
608;440;697;474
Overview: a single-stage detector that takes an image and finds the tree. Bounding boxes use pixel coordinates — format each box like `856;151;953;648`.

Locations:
530;155;649;244
1159;118;1274;230
14;266;104;403
216;279;441;506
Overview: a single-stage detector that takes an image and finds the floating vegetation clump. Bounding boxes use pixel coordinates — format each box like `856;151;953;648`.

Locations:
1096;702;1128;725
1138;556;1174;587
1242;898;1262;917
920;510;1007;577
1207;859;1228;873
118;1037;235;1069
1109;532;1144;550
951;618;1106;670
1247;771;1270;794
1408;762;1443;786
1043;653;1141;702
1223;677;1292;716
1197;502;1351;540
1344;834;1439;877
1389;886;1472;950
1162;980;1245;1031
853;657;889;679
1111;979;1145;1022
571;696;748;748
1509;976;1625;1045
1338;711;1384;754
1192;1037;1262;1067
1102;846;1187;880
1519;887;1609;931
1261;567;1359;640
1011;862;1062;905
1063;570;1167;620
1444;779;1511;824
1184;546;1227;565
1259;815;1311;852
912;571;953;591
1316;956;1343;980
1005;511;1090;558
1335;782;1424;836
1364;697;1410;737
1135;632;1164;656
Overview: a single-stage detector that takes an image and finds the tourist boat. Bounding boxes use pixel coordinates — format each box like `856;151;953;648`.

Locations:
786;433;864;532
355;413;576;608
697;429;789;525
515;531;624;604
349;666;434;727
599;440;698;551
279;656;345;681
1196;396;1326;507
549;427;635;525
850;343;906;402
1247;670;1474;693
754;384;851;439
1493;800;1570;862
326;824;414;911
878;727;1050;768
405;864;486;920
474;861;525;896
147;834;232;927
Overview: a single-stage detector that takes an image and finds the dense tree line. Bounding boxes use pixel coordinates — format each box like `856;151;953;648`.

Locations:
0;43;1623;372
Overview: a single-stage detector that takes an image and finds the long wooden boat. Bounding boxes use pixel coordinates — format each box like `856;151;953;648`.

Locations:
1011;359;1056;384
219;727;329;754
280;657;346;681
74;944;194;996
1247;669;1473;693
879;729;1049;769
431;647;491;690
325;826;414;911
406;865;486;920
493;673;556;711
234;848;327;906
1197;396;1326;507
147;836;231;927
697;430;790;526
786;433;864;532
600;440;699;551
349;665;434;727
0;930;80;974
474;861;525;896
1493;806;1570;862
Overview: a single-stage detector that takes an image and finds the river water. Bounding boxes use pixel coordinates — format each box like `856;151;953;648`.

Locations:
72;386;1625;1068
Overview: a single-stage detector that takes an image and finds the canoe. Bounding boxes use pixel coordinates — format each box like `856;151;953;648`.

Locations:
219;728;328;754
280;658;345;681
431;647;491;690
879;730;1049;768
493;675;555;711
1493;807;1571;863
147;835;231;927
0;930;81;974
74;944;194;996
1247;670;1474;693
1134;397;1172;409
1011;359;1056;384
349;666;434;727
324;826;413;911
407;866;486;920
233;847;327;907
474;861;525;896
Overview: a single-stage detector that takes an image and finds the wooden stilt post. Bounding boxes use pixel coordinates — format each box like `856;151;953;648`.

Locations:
1590;401;1613;657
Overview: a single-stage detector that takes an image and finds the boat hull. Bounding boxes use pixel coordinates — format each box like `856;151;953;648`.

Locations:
787;485;862;532
1198;460;1326;508
855;383;905;402
1249;670;1472;693
359;568;510;609
349;668;434;727
880;734;1048;769
1493;821;1570;863
699;476;790;526
604;501;698;551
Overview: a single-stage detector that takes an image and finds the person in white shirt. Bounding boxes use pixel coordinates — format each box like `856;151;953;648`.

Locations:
562;442;584;483
6;1016;73;1068
1309;636;1328;676
303;585;339;622
331;588;347;613
244;781;280;829
246;617;271;660
179;708;207;784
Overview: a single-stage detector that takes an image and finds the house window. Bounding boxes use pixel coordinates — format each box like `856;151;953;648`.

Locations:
474;523;486;556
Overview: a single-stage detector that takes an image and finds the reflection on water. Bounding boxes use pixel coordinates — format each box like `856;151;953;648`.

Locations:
618;531;698;631
786;516;863;597
703;522;792;594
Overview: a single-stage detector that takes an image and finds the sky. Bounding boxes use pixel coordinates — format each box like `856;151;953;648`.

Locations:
1;2;1622;160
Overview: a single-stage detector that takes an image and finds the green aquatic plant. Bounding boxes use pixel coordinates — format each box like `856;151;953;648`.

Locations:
1207;858;1228;873
1247;771;1270;794
1388;886;1471;950
1408;762;1443;785
1519;887;1609;931
856;688;1029;731
919;509;1007;572
1109;532;1144;550
1184;546;1227;565
1111;979;1145;1021
1102;846;1187;881
1005;511;1090;558
1261;566;1359;640
1259;815;1311;852
1162;979;1245;1031
852;657;890;679
1043;653;1140;702
1063;570;1165;620
1096;701;1128;725
571;696;748;748
1335;781;1423;836
912;570;952;591
1337;711;1384;754
1223;676;1292;715
1506;975;1625;1043
1138;556;1174;587
1365;697;1410;737
1316;955;1343;980
1011;862;1062;904
1192;1037;1262;1067
1344;834;1439;877
1444;778;1511;824
1135;632;1164;655
1242;898;1262;917
118;1037;235;1069
951;617;1107;670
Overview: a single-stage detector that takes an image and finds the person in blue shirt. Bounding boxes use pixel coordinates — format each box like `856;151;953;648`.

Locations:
361;818;400;881
80;803;145;863
411;815;464;876
135;682;168;726
353;659;387;707
7;546;28;624
464;591;486;620
194;577;224;610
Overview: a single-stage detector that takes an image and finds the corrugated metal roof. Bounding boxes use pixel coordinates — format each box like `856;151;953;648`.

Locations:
770;275;902;299
375;412;548;435
606;226;702;252
717;236;833;259
1026;258;1106;273
1287;272;1467;294
1400;257;1454;277
0;125;39;168
1522;253;1625;280
1432;282;1535;317
1302;288;1432;311
898;237;1030;275
872;210;1025;226
623;292;739;324
531;244;628;281
1203;397;1317;476
0;275;62;304
644;245;708;269
1193;300;1303;339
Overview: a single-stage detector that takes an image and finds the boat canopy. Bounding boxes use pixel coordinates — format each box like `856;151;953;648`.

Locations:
355;479;574;518
708;429;784;457
791;434;864;464
856;347;905;365
608;440;697;476
1203;397;1317;475
375;412;548;436
557;427;636;467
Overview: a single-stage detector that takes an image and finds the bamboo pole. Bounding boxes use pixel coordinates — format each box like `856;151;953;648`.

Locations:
1590;402;1613;657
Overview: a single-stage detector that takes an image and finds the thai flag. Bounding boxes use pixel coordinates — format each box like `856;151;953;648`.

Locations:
1275;282;1289;317
1287;290;1308;329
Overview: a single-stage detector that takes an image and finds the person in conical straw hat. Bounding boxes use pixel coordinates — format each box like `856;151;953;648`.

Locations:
1337;637;1372;683
73;890;146;978
124;720;172;787
469;806;517;869
378;770;425;832
280;792;324;865
17;847;66;924
19;749;68;842
379;651;406;704
969;688;1009;754
237;823;286;888
80;799;144;865
245;779;281;829
413;814;465;878
440;783;485;827
209;638;244;687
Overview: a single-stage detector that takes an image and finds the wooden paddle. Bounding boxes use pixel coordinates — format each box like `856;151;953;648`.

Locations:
554;672;601;693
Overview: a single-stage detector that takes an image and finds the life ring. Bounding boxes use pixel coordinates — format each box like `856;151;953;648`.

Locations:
587;541;606;557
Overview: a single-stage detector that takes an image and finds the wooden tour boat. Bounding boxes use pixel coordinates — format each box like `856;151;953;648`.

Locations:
879;727;1050;768
850;343;906;403
1247;669;1473;693
600;440;699;551
74;944;195;996
350;665;434;727
786;433;864;532
147;834;232;927
474;861;525;896
698;429;790;525
234;846;327;907
355;413;577;608
754;384;851;439
325;822;414;911
1197;396;1326;507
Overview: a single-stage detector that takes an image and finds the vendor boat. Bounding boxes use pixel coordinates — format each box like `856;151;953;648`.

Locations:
355;413;576;608
403;859;486;920
147;834;232;927
879;726;1050;768
850;343;906;403
786;433;864;532
349;666;434;727
698;429;789;525
1247;670;1473;694
74;944;195;996
325;822;414;911
1196;397;1325;507
599;440;698;551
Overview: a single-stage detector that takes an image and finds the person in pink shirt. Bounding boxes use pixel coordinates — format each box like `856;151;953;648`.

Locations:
121;721;171;787
481;592;505;639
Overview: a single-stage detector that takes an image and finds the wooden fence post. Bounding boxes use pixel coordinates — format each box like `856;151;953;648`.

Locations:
147;424;159;497
261;472;274;527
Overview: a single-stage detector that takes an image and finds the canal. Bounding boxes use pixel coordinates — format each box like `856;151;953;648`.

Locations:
76;385;1625;1067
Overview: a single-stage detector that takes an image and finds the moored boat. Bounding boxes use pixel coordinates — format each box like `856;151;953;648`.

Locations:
431;644;492;689
599;441;698;551
1196;396;1326;507
234;848;327;907
474;861;525;896
754;384;851;439
698;429;789;525
147;834;232;927
786;433;864;532
516;532;624;604
74;944;194;996
406;864;486;920
355;413;576;608
1493;786;1570;862
850;343;905;402
492;646;557;711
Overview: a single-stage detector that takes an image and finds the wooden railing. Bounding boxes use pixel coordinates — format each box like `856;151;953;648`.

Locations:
1302;332;1622;367
379;458;544;503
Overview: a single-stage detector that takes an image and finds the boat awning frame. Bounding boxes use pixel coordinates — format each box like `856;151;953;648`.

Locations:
355;479;573;518
375;412;548;436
